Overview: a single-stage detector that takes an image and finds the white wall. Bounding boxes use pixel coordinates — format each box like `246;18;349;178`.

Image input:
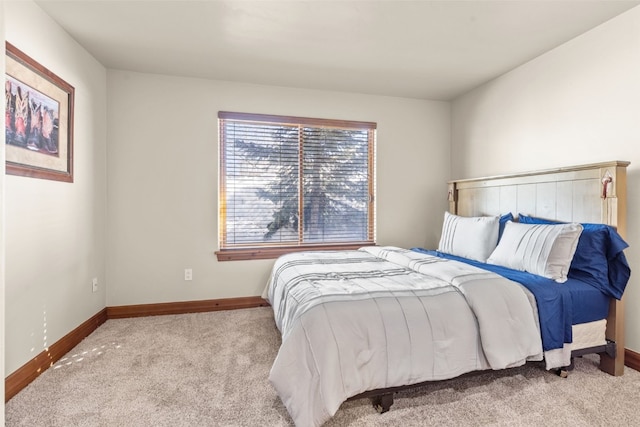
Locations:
451;7;640;351
1;0;7;420
106;71;450;305
4;0;108;374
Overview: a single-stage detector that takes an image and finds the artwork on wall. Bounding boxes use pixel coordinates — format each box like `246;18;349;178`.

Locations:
5;42;74;182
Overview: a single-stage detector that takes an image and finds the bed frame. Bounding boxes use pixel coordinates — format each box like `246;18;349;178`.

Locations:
351;160;629;412
448;160;628;377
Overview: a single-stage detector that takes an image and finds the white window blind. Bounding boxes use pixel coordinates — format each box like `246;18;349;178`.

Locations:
218;111;376;252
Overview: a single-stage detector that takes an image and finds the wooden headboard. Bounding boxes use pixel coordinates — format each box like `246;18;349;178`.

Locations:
447;160;630;376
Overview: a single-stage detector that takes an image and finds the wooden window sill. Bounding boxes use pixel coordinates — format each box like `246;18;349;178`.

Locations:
215;242;376;261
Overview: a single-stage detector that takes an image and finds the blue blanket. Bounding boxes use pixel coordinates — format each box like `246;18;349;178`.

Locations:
412;248;575;352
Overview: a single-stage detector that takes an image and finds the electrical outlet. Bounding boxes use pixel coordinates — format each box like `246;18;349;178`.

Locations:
184;269;193;281
92;278;98;293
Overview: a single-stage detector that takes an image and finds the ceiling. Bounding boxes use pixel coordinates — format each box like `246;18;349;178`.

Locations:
35;0;640;101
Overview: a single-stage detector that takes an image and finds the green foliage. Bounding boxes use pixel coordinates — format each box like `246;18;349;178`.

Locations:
230;124;369;242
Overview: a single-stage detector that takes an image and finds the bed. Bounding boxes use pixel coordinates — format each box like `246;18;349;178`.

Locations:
264;161;630;427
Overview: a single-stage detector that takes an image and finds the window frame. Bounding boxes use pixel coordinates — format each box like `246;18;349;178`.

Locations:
216;111;376;261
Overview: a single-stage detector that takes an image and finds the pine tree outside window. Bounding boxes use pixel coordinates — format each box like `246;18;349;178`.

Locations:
216;112;376;261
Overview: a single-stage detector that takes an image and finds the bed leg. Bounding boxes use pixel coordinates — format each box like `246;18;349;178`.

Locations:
555;357;574;378
372;393;394;413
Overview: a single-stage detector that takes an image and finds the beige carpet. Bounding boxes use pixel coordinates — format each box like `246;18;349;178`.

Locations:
6;307;640;426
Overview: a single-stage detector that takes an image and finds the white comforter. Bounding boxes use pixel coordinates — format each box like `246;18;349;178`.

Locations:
266;247;543;427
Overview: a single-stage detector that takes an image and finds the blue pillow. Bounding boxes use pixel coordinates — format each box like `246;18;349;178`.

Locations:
518;214;630;299
498;212;513;242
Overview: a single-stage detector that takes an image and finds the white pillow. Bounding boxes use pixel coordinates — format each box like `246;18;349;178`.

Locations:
486;221;583;283
437;212;499;262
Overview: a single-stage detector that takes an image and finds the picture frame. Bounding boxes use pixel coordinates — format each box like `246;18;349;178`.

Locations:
5;42;74;182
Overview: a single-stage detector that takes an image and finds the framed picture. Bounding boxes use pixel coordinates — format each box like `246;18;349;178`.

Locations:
5;42;74;182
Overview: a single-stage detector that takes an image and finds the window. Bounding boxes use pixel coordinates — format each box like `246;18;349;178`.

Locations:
217;111;376;261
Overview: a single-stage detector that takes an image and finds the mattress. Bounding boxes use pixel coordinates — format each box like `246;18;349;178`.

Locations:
572;319;607;350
